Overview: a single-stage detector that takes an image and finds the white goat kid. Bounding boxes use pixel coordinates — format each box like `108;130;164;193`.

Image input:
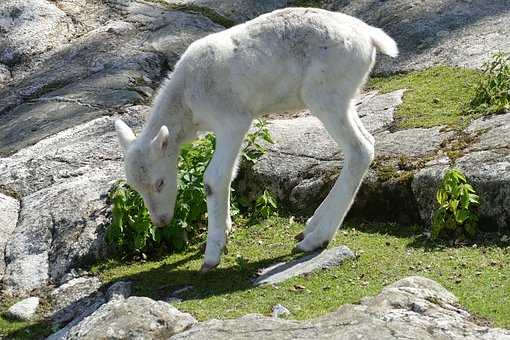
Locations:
115;8;398;272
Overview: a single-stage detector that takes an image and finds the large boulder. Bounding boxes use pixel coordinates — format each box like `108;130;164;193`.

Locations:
162;1;510;73
0;0;224;296
325;0;510;73
0;0;223;156
0;193;19;280
170;276;510;339
0;111;145;295
413;113;510;230
65;296;197;340
0;0;75;66
237;90;452;224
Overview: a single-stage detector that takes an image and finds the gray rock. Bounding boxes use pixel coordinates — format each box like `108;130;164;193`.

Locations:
237;90;448;222
0;64;11;87
325;0;510;73
0;0;223;156
50;276;104;328
2;169;118;295
0;111;146;294
167;0;288;23
253;246;354;286
5;296;39;321
66;296;197;340
161;1;509;73
106;281;133;301
172;276;510;340
0;193;19;280
0;0;75;65
413;113;510;231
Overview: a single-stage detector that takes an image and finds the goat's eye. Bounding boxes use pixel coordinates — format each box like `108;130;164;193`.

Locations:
154;179;165;193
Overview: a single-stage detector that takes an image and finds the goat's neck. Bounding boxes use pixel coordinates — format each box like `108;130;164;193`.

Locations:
139;76;192;146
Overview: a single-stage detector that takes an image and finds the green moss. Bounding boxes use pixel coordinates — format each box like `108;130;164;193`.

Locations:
370;66;482;130
151;1;236;28
293;0;326;7
89;217;510;328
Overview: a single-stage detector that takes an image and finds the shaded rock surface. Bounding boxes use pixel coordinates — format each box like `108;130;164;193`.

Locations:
0;193;19;280
324;0;510;73
5;296;39;321
253;246;354;286
169;276;510;339
0;0;223;156
162;1;510;73
49;276;104;328
65;296;197;340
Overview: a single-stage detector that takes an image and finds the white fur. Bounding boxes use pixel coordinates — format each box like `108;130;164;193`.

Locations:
115;8;398;271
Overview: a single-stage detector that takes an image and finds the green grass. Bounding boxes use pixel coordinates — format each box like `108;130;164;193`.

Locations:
0;298;51;339
370;66;482;129
89;216;510;328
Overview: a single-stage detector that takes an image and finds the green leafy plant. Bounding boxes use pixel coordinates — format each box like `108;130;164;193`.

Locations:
106;181;188;257
242;119;273;164
107;119;278;257
431;168;480;240
254;189;279;220
469;52;510;115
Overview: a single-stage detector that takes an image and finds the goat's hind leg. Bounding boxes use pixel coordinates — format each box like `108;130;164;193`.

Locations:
298;99;374;252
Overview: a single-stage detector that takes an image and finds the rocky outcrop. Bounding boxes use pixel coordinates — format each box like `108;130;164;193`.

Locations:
160;1;510;73
324;0;510;73
0;0;224;295
238;89;510;231
172;276;510;339
1;0;509;299
52;276;509;339
0;112;144;295
0;193;19;281
65;296;197;340
413;113;510;230
0;0;223;156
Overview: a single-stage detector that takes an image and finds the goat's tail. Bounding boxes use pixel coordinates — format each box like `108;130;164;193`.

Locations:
368;26;398;58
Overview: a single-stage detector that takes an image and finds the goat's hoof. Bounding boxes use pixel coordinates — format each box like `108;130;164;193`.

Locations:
320;240;330;249
294;232;305;241
199;262;219;274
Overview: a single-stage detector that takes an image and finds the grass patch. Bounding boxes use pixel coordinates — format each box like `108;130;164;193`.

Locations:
370;66;482;129
90;217;510;328
0;298;51;339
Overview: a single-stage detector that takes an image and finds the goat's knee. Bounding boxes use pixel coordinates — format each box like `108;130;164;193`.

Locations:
346;142;374;175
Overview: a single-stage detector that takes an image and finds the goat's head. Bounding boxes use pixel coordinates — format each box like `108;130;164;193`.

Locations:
115;119;178;227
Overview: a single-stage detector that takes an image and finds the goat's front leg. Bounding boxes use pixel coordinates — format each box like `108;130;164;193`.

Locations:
201;127;248;273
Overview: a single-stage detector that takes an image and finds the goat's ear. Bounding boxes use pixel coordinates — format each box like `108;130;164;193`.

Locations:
151;125;170;157
115;119;136;151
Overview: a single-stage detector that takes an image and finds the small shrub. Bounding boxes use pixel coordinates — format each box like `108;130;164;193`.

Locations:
469;52;510;115
254;189;279;220
242;119;273;164
431;168;480;240
107;120;277;257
